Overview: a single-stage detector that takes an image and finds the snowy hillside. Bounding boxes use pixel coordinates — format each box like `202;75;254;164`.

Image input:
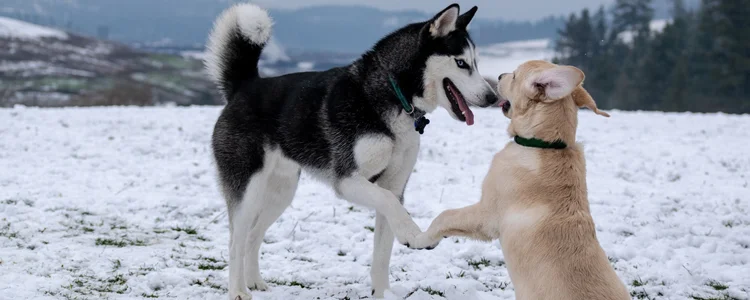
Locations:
1;107;748;300
0;17;218;107
0;16;67;40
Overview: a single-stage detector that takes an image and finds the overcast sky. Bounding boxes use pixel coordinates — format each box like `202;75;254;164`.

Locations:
254;0;616;21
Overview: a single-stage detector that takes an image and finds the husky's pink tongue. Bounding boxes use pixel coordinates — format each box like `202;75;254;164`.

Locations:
448;84;474;125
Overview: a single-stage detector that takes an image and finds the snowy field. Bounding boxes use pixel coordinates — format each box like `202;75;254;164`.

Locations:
1;106;749;300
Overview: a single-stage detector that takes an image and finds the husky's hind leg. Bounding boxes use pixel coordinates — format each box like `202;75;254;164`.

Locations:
240;150;300;291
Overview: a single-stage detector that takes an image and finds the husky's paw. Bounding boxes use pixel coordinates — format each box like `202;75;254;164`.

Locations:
230;290;252;300
408;232;442;250
392;219;422;247
245;277;269;291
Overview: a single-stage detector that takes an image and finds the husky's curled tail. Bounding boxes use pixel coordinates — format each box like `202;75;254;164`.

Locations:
205;4;272;98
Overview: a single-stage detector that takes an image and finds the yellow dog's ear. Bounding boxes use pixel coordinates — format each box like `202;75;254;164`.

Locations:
572;86;609;117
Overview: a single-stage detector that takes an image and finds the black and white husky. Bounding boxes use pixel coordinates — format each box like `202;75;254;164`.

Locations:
205;3;497;299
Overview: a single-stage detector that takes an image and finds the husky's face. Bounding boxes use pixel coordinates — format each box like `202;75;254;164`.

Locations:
415;5;498;126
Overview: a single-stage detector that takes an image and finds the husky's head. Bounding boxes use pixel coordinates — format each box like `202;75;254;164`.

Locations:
414;4;498;126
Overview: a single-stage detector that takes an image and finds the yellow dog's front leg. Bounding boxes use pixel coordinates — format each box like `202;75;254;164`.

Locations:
411;204;494;249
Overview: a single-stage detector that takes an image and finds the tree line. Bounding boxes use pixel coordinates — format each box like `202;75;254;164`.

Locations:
553;0;750;114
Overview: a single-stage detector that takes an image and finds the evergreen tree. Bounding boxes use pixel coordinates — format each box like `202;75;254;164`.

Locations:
612;0;654;36
555;12;594;68
609;0;654;110
553;0;749;113
714;0;750;110
660;0;693;111
584;6;614;107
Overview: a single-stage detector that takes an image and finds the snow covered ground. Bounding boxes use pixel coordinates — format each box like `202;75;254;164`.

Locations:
1;106;749;300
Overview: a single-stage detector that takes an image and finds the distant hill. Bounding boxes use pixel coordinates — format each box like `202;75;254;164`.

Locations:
0;17;219;107
0;1;564;53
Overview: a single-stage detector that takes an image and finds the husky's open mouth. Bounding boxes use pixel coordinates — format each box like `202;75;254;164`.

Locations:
443;78;474;126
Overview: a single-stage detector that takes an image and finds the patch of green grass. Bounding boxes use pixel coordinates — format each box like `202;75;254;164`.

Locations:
337;250;347;256
198;264;225;271
446;271;466;279
106;274;127;285
467;257;492;270
130;239;147;246
632;279;646;287
82;227;95;233
406;287;445;298
706;280;729;291
190;277;224;291
364;226;375;232
171;226;198;235
130;265;156;276
62;272;130;298
423;287;445;297
95;238;127;247
267;278;287;285
289;281;310;289
110;224;128;230
95;237;147;247
0;222;18;239
142;293;159;298
631;290;651;299
266;279;312;289
202;257;220;263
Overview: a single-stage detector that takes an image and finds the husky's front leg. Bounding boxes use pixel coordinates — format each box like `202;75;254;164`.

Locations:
368;141;421;297
336;176;423;246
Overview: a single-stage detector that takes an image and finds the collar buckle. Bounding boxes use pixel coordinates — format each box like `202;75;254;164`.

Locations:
388;75;429;134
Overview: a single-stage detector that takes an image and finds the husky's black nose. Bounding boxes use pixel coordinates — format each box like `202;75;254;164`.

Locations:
481;92;499;107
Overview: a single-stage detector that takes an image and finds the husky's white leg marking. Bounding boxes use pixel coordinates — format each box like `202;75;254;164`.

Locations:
228;149;299;299
370;134;420;298
229;159;273;298
228;215;252;300
242;150;300;292
370;214;393;298
353;134;393;178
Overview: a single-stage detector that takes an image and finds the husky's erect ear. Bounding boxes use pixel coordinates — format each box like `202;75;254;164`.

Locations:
429;4;460;37
526;66;584;101
456;6;477;29
572;86;610;117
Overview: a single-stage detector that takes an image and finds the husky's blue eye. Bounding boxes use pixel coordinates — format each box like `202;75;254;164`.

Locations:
455;59;469;69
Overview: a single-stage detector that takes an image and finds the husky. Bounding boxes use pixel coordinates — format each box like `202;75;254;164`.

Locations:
205;3;497;299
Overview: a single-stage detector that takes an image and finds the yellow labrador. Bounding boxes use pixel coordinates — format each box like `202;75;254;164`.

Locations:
412;60;630;300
